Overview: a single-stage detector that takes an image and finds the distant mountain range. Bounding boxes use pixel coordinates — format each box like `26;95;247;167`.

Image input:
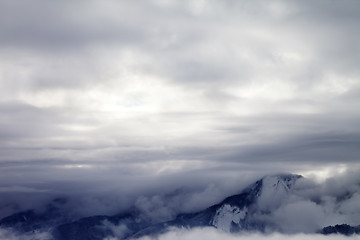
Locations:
1;174;359;239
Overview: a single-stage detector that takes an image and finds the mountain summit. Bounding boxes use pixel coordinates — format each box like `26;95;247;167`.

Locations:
144;174;301;233
130;174;302;238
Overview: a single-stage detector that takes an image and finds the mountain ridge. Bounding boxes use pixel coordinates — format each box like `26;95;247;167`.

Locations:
1;173;358;239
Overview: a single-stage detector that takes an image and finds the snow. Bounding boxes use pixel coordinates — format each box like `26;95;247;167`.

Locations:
212;204;247;232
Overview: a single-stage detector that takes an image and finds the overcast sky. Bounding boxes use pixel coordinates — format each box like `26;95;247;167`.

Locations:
0;0;360;218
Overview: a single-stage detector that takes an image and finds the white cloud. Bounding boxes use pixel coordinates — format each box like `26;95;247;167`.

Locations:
271;200;326;233
134;227;360;240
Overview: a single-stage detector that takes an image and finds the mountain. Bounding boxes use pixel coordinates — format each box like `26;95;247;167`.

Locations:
320;224;360;235
1;174;358;239
52;174;301;239
53;211;152;240
0;198;72;234
132;174;301;238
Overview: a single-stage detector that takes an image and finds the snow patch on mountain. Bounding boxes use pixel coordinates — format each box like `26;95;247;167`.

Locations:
211;204;247;232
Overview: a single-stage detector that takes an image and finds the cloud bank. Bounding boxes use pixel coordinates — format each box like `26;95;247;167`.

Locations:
133;228;360;240
2;227;360;240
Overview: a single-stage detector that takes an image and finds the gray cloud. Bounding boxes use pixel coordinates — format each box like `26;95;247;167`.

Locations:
0;228;51;240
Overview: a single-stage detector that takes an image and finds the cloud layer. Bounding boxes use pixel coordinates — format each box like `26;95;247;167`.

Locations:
134;228;360;240
2;227;360;240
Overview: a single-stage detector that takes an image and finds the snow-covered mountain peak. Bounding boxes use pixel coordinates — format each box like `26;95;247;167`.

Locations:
257;174;301;211
209;174;302;232
261;174;301;192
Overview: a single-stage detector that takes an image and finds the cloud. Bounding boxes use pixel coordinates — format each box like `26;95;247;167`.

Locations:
249;170;360;233
133;227;360;240
0;227;51;240
135;195;176;222
271;200;326;233
101;220;129;240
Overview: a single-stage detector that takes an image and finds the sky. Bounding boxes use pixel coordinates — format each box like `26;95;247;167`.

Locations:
0;0;360;220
